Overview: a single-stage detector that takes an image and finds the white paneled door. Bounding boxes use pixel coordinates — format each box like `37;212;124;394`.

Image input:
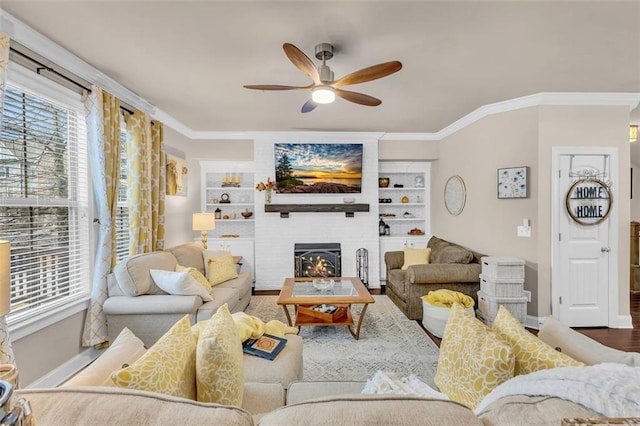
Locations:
555;151;614;326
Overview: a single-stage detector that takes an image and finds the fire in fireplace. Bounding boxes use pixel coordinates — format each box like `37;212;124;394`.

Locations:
294;243;341;278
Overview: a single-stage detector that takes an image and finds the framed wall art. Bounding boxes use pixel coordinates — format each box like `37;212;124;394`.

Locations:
166;152;188;197
497;166;529;199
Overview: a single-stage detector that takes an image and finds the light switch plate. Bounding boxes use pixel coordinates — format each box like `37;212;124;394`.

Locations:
517;225;531;237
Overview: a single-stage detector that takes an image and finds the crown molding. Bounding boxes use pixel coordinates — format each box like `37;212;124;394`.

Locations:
4;9;638;142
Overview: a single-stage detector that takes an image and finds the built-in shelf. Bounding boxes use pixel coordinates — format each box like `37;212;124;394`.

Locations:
264;203;370;218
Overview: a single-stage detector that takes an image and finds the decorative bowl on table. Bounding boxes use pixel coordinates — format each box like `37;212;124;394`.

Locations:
312;278;335;292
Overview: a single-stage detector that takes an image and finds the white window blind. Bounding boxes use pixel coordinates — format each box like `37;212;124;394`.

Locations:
0;83;90;322
114;121;129;262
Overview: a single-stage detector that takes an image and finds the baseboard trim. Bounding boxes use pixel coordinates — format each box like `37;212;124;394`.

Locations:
26;347;103;389
525;314;542;330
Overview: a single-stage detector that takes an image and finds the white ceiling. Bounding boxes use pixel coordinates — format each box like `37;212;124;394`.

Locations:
2;1;640;137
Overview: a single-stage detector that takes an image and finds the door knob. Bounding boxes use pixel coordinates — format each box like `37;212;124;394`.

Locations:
601;247;611;253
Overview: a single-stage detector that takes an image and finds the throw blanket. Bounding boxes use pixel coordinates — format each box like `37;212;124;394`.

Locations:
362;371;449;401
474;363;640;417
231;312;298;342
422;289;474;308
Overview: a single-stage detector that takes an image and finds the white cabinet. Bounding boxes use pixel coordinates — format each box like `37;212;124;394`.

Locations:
378;161;431;284
200;161;256;238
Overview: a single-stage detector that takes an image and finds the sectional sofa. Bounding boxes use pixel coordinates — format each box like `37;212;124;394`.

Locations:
16;314;640;425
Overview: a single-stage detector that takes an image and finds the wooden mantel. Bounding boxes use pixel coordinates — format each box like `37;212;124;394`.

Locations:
264;203;370;218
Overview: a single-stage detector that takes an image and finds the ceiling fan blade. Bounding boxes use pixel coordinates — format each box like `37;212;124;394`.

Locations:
283;43;322;86
332;61;402;88
301;99;318;113
243;84;311;91
334;89;382;107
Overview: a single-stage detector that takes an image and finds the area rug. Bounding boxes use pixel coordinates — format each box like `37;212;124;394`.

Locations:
245;295;439;387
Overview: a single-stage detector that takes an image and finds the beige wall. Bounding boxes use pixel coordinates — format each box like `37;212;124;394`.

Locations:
432;105;631;319
432;108;540;313
12;311;86;386
379;140;439;160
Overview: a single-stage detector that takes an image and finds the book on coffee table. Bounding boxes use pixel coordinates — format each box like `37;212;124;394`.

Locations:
242;333;287;361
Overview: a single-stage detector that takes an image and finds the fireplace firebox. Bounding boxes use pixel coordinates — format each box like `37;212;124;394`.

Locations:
294;243;341;278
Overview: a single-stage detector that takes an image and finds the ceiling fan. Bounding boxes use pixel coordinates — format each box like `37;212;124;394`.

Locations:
244;42;402;113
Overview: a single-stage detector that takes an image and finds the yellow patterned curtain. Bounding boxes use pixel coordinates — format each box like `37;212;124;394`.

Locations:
151;122;166;249
125;111;165;254
82;86;121;346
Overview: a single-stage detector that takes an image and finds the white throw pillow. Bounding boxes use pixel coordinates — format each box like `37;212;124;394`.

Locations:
62;327;147;387
149;269;213;301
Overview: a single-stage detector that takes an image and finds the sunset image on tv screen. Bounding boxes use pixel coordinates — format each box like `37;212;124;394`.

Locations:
274;143;363;194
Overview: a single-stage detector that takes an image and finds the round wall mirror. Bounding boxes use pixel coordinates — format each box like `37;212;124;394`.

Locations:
444;175;466;216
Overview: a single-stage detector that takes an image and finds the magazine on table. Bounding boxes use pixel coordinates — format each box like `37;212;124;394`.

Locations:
242;333;287;361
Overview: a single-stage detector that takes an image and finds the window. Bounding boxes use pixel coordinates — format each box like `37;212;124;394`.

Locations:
0;82;90;323
114;120;129;261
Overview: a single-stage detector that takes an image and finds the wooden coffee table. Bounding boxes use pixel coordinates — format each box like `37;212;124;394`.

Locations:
277;277;375;340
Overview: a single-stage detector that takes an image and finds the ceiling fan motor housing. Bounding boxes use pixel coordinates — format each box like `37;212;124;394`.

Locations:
314;43;334;60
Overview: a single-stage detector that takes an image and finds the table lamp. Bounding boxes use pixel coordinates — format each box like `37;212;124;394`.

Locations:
192;213;216;249
0;240;15;366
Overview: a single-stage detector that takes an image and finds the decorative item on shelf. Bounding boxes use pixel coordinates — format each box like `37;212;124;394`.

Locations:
379;218;387;236
408;228;425;235
414;175;425;188
219;192;231;203
192;213;216;249
379;198;392;204
223;214;230;220
403;212;414;218
378;177;390;188
343;197;355;204
384;223;390;236
230;213;237;219
214;208;222;219
256;178;276;204
401;196;409;204
241;209;253;219
416;195;422;203
393;184;404;188
222;173;241;187
210;198;219;204
0;240;16;367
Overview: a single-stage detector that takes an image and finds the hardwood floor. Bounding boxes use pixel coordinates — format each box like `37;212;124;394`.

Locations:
256;287;640;353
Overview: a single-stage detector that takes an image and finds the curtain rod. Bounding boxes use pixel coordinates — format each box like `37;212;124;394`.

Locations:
9;46;135;115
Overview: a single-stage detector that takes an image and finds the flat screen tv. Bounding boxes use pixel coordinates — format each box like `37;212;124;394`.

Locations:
274;143;363;194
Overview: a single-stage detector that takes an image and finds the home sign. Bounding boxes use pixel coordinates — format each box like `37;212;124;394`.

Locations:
565;178;612;226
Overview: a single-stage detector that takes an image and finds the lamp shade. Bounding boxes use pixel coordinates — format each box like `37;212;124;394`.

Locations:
192;213;216;231
0;241;10;317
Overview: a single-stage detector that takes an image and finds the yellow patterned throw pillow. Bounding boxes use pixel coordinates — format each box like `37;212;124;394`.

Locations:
196;304;244;406
176;264;212;293
402;247;431;270
435;303;515;409
207;253;238;286
492;305;585;376
111;315;196;399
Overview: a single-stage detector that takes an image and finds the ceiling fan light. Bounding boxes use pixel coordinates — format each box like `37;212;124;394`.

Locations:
312;87;335;104
631;125;638;143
